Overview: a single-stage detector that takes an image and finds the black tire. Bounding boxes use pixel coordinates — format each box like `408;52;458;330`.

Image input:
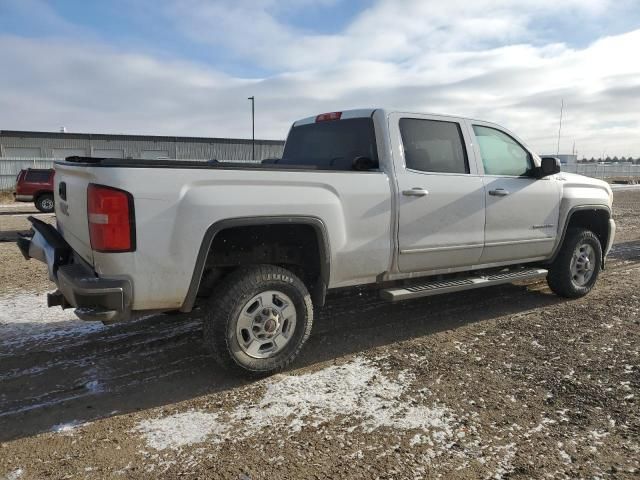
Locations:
203;265;313;375
547;228;602;298
35;194;54;213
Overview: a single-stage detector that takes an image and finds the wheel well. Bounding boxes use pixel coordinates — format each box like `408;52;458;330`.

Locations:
196;223;328;306
34;191;53;200
566;208;610;250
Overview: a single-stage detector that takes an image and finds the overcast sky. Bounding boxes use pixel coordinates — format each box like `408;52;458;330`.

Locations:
1;0;639;157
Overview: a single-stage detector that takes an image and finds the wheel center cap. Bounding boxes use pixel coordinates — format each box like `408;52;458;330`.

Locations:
264;318;278;333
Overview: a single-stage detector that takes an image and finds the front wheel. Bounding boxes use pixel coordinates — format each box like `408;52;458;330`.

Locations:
547;228;602;298
203;265;313;375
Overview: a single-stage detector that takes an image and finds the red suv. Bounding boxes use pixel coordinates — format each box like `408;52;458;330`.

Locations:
14;168;55;213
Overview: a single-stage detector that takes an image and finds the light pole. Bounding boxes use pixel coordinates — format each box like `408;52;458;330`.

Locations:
556;99;564;155
248;96;255;161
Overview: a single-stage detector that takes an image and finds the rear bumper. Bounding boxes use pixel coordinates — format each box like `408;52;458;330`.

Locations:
13;193;34;202
18;217;132;322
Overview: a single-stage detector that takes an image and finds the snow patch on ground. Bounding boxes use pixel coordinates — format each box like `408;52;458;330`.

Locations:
4;468;24;480
136;412;229;450
51;419;91;435
611;184;640;190
136;357;458;451
0;292;104;352
492;443;517;479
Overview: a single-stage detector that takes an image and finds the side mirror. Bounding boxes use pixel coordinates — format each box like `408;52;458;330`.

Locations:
352;156;377;171
539;157;561;177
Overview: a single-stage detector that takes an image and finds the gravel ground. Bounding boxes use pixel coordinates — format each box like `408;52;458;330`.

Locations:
0;209;54;243
0;191;638;479
0;192;15;204
611;189;640;242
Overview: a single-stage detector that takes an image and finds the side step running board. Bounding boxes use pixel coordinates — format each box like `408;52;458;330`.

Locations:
380;268;548;302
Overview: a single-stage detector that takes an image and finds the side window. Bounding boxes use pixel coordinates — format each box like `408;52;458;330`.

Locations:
472;125;532;176
25;170;52;182
399;118;469;174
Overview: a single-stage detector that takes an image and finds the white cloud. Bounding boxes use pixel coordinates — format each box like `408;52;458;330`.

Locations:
164;0;619;70
0;0;639;157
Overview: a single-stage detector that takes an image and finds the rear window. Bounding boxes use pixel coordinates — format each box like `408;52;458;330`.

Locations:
400;118;469;174
24;170;52;182
280;118;378;170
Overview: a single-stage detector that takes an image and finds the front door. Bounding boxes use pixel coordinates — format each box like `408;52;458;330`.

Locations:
392;114;486;273
469;123;561;264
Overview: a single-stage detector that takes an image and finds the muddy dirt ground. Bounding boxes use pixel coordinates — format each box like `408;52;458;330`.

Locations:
0;191;638;479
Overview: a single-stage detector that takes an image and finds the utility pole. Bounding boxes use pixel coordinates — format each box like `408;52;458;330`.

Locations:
248;96;255;161
556;99;564;155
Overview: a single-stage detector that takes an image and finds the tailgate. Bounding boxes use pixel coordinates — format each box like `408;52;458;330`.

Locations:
53;162;96;265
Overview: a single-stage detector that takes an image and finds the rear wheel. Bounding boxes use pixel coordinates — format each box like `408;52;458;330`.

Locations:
35;194;54;213
203;265;313;375
547;228;602;298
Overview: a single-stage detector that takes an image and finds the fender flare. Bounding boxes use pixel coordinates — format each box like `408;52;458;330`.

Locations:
180;216;331;312
547;204;612;265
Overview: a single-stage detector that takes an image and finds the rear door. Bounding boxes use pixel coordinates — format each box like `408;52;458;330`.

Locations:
468;121;561;263
389;113;486;272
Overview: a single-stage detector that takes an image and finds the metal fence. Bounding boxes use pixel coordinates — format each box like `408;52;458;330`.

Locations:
561;163;640;180
1;158;57;191
0;156;268;191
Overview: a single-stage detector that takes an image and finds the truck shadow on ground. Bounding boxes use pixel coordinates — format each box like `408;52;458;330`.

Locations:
0;278;566;442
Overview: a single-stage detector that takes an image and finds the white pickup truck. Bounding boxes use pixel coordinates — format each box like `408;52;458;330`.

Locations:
19;108;615;374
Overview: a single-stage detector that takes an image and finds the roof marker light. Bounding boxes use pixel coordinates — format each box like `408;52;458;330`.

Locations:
315;112;342;122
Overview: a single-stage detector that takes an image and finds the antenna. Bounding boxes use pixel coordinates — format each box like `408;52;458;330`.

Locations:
556;99;563;155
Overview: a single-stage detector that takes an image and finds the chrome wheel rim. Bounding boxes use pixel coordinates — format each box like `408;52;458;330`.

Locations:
41;198;54;210
236;290;297;359
571;243;595;287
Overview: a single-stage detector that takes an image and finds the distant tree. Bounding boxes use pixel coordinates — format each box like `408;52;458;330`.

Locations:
605;156;612;162
589;157;596;163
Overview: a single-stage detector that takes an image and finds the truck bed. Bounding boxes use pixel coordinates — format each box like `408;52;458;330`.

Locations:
52;158;393;310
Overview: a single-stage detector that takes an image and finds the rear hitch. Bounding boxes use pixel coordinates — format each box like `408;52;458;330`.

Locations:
47;290;71;309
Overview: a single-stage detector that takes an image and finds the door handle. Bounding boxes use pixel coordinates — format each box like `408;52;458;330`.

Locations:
402;188;429;197
489;188;510;196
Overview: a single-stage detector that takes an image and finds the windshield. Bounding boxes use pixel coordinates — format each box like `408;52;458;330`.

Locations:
280;117;378;170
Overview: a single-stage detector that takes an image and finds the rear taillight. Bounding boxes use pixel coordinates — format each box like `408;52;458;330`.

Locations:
315;111;342;122
87;184;135;252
